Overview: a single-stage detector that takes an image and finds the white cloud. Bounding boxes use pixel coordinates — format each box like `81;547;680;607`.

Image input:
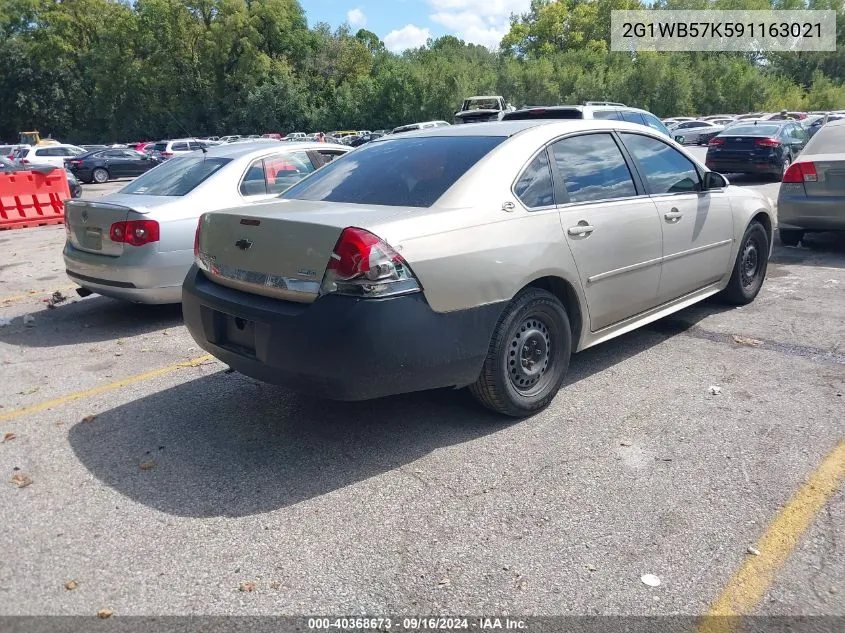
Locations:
427;0;531;48
383;24;431;52
347;8;367;28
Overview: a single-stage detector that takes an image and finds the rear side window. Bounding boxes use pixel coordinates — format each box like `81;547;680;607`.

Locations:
282;136;505;208
171;142;189;151
803;122;845;153
551;133;637;203
592;110;621;120
122;157;231;196
240;159;267;196
514;151;554;208
620;133;700;194
35;148;55;156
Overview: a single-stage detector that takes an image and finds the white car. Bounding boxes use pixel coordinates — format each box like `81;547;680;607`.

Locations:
13;143;85;168
149;139;210;160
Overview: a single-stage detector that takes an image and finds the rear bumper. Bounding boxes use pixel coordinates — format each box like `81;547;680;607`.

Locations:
705;158;781;175
777;195;845;231
182;265;504;401
63;243;191;304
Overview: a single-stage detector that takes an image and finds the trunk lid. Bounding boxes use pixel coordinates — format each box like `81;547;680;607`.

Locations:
801;154;845;197
197;200;414;303
64;200;131;256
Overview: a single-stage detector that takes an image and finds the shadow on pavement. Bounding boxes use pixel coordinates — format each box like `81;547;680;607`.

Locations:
770;233;845;270
67;307;717;519
0;295;182;347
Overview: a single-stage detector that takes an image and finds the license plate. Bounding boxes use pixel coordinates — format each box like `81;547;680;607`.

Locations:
84;228;102;250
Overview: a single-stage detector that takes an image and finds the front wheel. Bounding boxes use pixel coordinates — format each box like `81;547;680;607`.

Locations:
470;288;572;417
719;221;769;305
92;168;109;184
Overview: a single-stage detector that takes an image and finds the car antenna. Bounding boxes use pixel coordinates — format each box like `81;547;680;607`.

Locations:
164;109;207;154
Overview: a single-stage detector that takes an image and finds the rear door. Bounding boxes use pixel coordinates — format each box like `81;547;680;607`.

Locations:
551;132;663;331
619;132;733;303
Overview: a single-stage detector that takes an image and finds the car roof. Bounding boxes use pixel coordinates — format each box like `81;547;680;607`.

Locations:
465;95;500;100
201;140;347;158
379;119;663;140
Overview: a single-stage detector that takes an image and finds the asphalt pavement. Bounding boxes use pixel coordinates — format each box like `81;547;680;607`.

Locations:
0;161;842;626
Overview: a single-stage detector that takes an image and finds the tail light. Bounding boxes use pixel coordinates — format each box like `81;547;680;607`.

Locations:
320;227;420;298
109;220;160;246
782;161;817;183
20;158;30;164
69;160;83;167
754;138;781;147
193;215;204;258
161;152;173;158
708;138;725;146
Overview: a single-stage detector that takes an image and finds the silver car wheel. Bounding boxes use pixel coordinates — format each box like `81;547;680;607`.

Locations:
509;317;551;392
92;168;109;184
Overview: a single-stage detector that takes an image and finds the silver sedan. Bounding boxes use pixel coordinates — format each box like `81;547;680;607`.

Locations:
670;120;725;144
63;141;349;303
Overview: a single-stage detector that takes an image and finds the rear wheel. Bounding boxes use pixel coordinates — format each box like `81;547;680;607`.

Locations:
720;221;769;305
92;168;109;184
775;155;791;181
470;288;572;417
779;228;804;247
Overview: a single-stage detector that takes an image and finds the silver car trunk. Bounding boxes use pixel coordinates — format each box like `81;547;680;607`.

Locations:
64;200;132;257
801;153;845;196
197;200;412;303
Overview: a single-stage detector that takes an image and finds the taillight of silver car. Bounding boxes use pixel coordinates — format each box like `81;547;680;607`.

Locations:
321;227;420;298
109;220;160;246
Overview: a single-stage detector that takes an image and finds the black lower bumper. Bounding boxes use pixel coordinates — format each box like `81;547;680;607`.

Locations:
705;159;780;175
182;266;505;401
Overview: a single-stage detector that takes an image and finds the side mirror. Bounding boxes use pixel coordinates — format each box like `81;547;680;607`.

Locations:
674;135;685;144
704;172;728;189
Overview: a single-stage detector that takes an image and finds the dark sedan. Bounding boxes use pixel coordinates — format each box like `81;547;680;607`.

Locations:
65;148;160;184
705;121;809;180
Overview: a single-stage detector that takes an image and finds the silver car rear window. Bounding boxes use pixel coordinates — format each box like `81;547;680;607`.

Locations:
803;122;845;154
281;136;505;207
121;157;231;196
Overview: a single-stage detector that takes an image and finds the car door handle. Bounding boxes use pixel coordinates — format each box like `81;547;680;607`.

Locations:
567;223;594;236
664;209;683;222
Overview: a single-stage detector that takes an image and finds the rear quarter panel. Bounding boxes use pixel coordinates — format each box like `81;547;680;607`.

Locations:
726;185;775;258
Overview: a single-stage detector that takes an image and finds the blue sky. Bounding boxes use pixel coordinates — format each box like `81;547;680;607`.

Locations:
302;0;534;52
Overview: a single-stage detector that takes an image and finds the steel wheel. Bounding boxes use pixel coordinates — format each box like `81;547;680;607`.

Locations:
508;316;552;395
720;221;769;305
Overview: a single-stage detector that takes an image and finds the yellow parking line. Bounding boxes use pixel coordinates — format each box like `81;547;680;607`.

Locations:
0;354;214;423
697;436;845;633
0;284;78;305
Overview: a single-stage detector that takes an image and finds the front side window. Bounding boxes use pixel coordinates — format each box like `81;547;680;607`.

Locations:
265;151;315;194
282;136;505;208
551;133;637;204
620;133;701;194
122;157;231;196
514;151;554;208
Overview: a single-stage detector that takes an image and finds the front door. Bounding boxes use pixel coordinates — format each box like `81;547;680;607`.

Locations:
619;132;734;303
551;132;663;332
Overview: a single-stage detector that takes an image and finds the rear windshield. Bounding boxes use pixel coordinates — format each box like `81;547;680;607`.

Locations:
803;122;845;154
121;156;231;196
463;99;499;110
282;136;505;207
153;142;168;152
723;124;782;136
12;148;28;158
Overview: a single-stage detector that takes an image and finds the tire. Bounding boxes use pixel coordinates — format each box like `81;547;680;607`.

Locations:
775;155;791;181
779;228;804;247
719;221;769;305
470;288;572;417
92;168;109;184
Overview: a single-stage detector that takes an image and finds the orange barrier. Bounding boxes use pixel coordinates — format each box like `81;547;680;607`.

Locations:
0;168;70;230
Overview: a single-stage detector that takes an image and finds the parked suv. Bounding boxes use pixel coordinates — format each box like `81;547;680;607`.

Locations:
13;143;86;168
150;139;209;160
502;102;672;138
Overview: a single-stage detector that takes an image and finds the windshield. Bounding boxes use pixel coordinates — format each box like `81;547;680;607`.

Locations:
722;124;782;136
463;99;499;110
282;135;505;207
121;156;231;196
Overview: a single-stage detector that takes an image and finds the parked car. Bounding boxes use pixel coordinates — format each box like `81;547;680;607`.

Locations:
149;139;209;160
12;143;86;168
705;121;810;179
454;95;515;124
219;135;241;143
65;148;161;184
502;102;673;138
777;118;845;246
0;144;26;160
392;121;451;134
670;120;725;145
662;117;696;125
63;141;349;304
0;155;81;198
80;145;108;152
262;133;282;140
805;114;844;138
184;120;774;416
